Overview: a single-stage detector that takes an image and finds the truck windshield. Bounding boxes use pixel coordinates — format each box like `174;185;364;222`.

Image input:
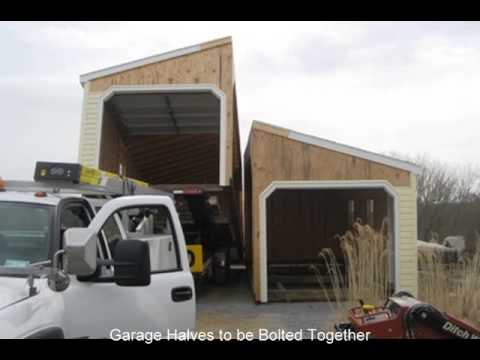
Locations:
0;202;53;270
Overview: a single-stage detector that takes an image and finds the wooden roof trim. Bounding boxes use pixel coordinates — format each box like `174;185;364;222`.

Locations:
251;120;421;175
79;36;232;86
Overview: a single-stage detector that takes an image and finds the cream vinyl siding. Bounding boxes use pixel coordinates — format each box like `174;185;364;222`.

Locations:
396;174;418;295
78;87;103;167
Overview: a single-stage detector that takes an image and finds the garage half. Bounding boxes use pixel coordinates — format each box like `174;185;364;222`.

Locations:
244;121;420;303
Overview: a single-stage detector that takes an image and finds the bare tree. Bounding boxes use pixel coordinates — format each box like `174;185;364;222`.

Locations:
388;152;480;246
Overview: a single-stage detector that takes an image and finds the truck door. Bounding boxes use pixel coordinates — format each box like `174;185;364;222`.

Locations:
61;197;195;339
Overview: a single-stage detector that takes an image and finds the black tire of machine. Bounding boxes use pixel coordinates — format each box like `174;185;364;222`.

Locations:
393;290;415;298
212;247;231;285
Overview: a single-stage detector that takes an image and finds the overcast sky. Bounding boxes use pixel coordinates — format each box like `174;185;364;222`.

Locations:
1;21;479;180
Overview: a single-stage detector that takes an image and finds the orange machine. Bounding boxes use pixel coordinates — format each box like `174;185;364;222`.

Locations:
335;292;480;339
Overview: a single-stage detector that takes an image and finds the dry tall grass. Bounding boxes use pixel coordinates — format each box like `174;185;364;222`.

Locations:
315;218;480;329
418;245;480;328
312;219;392;324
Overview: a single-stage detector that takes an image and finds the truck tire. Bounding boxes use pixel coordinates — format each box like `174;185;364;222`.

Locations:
212;247;231;285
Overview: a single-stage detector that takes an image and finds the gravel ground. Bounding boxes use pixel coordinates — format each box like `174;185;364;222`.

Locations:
196;273;336;339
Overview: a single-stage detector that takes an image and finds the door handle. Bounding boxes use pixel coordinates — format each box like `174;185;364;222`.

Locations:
171;286;193;302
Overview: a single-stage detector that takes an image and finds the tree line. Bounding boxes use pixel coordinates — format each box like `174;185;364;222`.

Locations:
394;153;480;253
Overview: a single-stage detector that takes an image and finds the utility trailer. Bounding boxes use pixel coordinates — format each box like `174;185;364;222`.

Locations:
77;37;244;285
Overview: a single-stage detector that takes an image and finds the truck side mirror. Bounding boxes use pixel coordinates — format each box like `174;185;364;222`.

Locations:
63;228;98;276
113;240;151;286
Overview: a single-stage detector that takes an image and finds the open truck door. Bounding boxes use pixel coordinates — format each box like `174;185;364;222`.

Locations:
60;195;195;338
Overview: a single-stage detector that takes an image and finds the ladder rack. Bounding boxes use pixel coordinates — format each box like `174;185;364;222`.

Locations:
3;162;173;198
3;180;171;197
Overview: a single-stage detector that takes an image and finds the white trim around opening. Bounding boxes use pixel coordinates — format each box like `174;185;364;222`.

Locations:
258;180;400;303
94;84;228;186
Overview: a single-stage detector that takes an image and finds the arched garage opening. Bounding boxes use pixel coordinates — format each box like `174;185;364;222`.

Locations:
259;181;399;303
96;85;227;186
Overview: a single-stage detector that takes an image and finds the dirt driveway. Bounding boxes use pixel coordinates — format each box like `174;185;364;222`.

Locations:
196;274;335;339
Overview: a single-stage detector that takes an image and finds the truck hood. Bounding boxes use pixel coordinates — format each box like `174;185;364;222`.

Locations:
0;276;64;339
0;277;30;310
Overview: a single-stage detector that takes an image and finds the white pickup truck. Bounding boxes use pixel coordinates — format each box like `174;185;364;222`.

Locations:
0;186;196;338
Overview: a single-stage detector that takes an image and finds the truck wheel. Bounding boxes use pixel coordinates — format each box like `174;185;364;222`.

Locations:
212;248;231;285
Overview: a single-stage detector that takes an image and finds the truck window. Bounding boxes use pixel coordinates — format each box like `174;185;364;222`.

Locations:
89;214;123;278
61;205;91;229
0;202;53;268
117;206;180;273
101;215;123;260
61;203;113;275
